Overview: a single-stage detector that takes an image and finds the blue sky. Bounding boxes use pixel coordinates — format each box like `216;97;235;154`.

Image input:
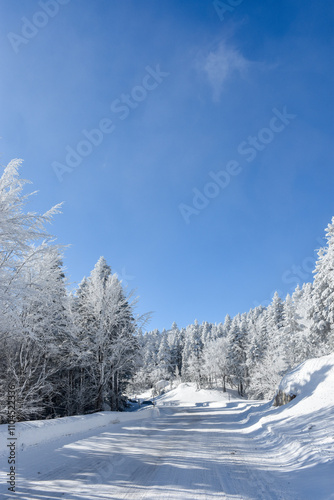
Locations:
0;0;333;331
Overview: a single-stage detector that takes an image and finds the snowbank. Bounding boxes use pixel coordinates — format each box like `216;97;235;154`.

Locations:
276;352;334;408
0;406;157;454
241;353;334;473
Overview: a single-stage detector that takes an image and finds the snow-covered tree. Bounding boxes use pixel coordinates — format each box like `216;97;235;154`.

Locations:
157;333;173;380
202;337;229;390
72;257;138;411
283;293;304;369
0;159;61;308
168;322;183;376
227;314;248;395
0;160;62;422
309;217;334;353
14;247;73;419
246;306;267;372
181;320;203;383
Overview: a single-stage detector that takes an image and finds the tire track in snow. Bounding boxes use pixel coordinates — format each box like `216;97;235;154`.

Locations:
2;404;304;499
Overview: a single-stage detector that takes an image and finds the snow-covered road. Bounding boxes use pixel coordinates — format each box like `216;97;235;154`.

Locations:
2;356;334;499
1;402;308;500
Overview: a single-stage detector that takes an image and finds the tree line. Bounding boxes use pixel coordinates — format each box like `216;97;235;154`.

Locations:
130;226;334;399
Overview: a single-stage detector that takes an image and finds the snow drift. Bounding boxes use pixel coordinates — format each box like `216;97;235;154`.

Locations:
276;352;334;408
0;407;158;454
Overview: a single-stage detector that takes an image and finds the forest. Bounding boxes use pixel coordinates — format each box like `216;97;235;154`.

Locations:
1;159;333;423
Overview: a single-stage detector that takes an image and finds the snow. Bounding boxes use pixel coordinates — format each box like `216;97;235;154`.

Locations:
155;379;171;391
156;382;240;406
278;352;334;405
0;407;158;453
1;355;334;499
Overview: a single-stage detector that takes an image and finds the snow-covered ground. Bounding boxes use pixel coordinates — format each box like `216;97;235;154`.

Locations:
1;355;334;499
155;382;240;407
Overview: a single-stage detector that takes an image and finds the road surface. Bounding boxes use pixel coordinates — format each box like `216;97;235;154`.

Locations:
2;403;299;500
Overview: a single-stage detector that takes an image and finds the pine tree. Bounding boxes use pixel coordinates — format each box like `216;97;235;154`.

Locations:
157;334;173;380
223;314;232;337
168;322;183;376
247;306;267;373
283;293;304;369
72;257;138;411
309;217;334;353
181;321;203;383
227;314;248;396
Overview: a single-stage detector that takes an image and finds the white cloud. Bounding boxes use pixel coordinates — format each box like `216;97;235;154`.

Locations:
202;42;249;101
